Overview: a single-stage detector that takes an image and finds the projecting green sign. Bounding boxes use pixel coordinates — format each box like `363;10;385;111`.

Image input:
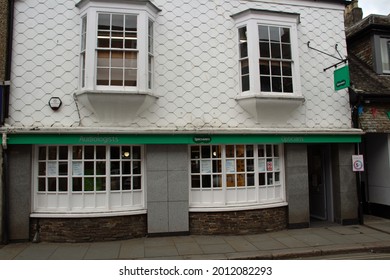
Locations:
334;65;350;91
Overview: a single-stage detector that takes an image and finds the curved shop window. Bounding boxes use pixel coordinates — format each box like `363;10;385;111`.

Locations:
189;144;286;209
33;145;145;215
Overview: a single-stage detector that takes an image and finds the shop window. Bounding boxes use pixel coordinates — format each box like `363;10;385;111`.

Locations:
34;145;144;214
190;144;285;208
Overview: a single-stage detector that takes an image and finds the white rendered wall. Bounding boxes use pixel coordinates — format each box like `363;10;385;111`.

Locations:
8;0;351;130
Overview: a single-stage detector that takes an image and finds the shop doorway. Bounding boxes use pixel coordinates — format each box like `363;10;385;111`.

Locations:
307;144;334;223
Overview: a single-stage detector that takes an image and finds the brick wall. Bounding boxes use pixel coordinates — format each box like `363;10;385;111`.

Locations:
348;33;373;67
189;207;287;235
30;215;147;242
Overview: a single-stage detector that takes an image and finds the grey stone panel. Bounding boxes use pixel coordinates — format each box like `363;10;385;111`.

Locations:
168;201;189;232
147;201;169;234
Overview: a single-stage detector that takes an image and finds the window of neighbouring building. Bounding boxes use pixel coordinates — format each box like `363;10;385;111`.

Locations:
189;144;286;209
34;145;144;214
380;37;390;74
233;9;301;96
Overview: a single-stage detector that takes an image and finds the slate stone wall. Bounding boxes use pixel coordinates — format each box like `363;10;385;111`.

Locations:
189;207;287;235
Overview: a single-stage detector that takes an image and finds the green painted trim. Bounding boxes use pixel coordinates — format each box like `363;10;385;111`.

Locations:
7;133;361;145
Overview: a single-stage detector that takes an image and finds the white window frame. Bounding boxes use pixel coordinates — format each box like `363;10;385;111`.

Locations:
233;9;302;97
379;37;390;74
32;145;145;216
77;1;157;94
189;144;286;211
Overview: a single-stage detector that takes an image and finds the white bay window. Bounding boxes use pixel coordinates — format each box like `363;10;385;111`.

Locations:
75;0;159;123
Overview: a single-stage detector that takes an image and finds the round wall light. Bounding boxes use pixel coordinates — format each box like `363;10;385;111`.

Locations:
48;97;62;111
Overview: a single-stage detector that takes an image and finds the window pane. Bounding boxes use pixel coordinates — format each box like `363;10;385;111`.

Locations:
48;146;57;160
202;175;211;188
125;52;137;68
112;14;124;31
122;161;131;175
236;159;245;172
259;42;270;58
283;77;293;93
247;174;254;186
73;178;82;192
96;146;106;159
97;68;109;85
226;145;235;158
122;176;131;190
39;147;46;160
96;161;106;175
271;43;281;58
191;175;200;188
271;61;281;75
212;160;221;173
259;173;265;186
272;77;282;92
236;145;244;157
98;14;110;30
111;161;120;175
133;161;141;174
246;159;254;171
85;146;94;159
260;76;271;91
212;145;221;158
242;75;250;92
59;162;68;175
246;145;254;157
282;61;292;76
133;176;141;190
59;178;67;192
259;60;270;75
191;160;200;173
111;177;120;190
237;174;245;187
133;146;141;159
96;177;106;191
97;31;110;48
111;147;120;159
281;28;290;43
226;174;235;187
84;178;94;191
201;146;211;158
239;27;248;57
213;175;222;188
38;178;46;192
84;162;94;175
125;15;137;31
124;69;137;86
269;26;280;42
59;146;68;160
258;25;269;41
122;146;131;159
241;59;249;75
97;51;110;67
48;178;56;191
282;44;292;59
111;51;124;68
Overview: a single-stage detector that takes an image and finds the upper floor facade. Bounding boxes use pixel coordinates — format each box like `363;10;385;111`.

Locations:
7;0;353;132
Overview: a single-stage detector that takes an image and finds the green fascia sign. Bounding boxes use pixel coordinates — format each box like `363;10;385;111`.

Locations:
334;65;350;91
6;133;361;145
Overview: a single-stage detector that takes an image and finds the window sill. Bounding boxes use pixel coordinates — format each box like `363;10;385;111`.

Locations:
75;89;158;124
189;201;288;212
30;209;147;218
236;93;305;124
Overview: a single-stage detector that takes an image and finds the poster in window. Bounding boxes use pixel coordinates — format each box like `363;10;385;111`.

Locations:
201;160;212;174
258;159;265;172
47;162;58;176
72;161;83;176
267;160;273;171
226;159;235;173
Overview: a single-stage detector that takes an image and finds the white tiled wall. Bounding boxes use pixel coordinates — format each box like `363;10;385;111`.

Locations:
8;0;351;130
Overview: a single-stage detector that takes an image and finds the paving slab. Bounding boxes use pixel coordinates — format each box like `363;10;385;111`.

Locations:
175;242;203;255
252;240;287;251
48;244;89;260
199;243;236;254
0;243;30;260
119;242;145;259
144;245;179;258
84;242;121;260
14;243;58;260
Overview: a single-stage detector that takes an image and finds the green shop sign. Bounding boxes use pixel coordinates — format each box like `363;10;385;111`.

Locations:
334;65;350;91
7;133;361;145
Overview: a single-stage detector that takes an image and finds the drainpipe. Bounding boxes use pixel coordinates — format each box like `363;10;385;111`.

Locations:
1;0;14;244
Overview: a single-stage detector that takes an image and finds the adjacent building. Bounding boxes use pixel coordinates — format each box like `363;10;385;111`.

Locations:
2;0;361;242
346;5;390;218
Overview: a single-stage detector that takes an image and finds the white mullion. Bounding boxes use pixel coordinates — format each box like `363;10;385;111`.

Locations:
247;20;260;93
106;145;111;210
222;145;227;206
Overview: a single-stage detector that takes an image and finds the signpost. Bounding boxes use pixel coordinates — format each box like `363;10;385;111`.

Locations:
352;155;364;172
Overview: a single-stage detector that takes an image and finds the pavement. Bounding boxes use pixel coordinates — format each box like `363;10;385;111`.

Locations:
1;215;390;260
